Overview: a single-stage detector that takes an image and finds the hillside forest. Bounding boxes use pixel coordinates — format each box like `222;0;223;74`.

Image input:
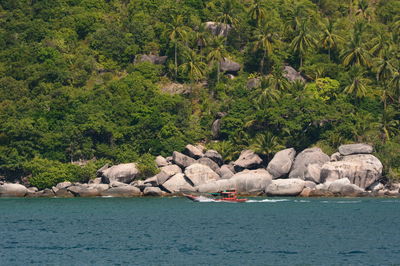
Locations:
0;0;399;189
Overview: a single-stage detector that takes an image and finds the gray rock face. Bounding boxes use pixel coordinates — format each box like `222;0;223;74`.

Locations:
220;165;234;179
184;144;204;159
220;58;241;73
143;187;163;196
196;179;235;193
56;181;72;190
211;119;221;139
320;154;383;189
234;150;263;172
266;179;305;196
267;148;296;178
204;150;223;166
184;163;220;187
305;181;317;189
160;165;182;178
55;188;74;197
368;181;384;192
197;157;220;175
67;185;101;197
100;186;141;197
304;164;322;183
338;143;373;156
330;152;342;162
0;183;27;197
328;178;364;196
230;169;273;193
88;178;102;185
172;151;196;168
155;156;169;167
161;173;195;193
283;66;305;82
247;78;261;89
135;54;168;65
100;163;139;184
133;179;153;190
289;148;330;180
204;21;232;37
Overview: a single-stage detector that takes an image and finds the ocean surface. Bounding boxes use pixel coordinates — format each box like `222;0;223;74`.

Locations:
1;197;400;266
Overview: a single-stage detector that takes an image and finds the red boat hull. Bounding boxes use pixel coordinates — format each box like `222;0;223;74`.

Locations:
183;194;248;202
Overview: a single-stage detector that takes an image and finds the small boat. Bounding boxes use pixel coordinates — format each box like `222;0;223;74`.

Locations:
183;190;248;203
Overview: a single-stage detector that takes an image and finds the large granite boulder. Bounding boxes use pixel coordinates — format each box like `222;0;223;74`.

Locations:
266;179;305;196
197;157;220;175
283;66;305;82
172;151;196;168
204;21;232;37
99;163;139;184
219;165;234;179
196;179;235;193
159;165;182;180
135;54;168;65
267;148;296;178
234;150;263;172
220;58;241;73
67;185;101;197
328;178;364;196
143;187;163;196
0;183;27;197
204;150;223;166
184;144;204;159
56;181;72;190
320;154;383;189
155;156;169;167
184;164;220;187
230;169;273;193
338;143;373;156
304;163;322;183
288;148;330;180
100;186;141;197
211;119;221;139
161;173;195;193
55;188;74;198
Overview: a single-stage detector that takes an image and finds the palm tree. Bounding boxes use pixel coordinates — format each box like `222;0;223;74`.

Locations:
163;15;189;79
341;21;371;67
253;23;279;74
265;67;290;92
180;48;207;84
320;19;344;60
369;33;389;57
378;107;400;142
250;132;284;162
248;0;267;26
216;0;239;28
374;49;396;108
389;69;400;103
344;67;371;99
207;36;227;83
290;18;317;67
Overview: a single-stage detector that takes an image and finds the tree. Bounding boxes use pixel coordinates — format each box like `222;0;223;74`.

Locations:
341;21;372;67
216;0;239;28
207;36;227;84
163;15;189;79
290;18;317;67
343;67;371;99
373;49;395;108
253;23;279;74
250;132;284;161
320;19;343;60
180;48;207;84
248;0;267;26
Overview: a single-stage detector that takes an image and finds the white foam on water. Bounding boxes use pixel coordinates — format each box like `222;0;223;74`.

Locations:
246;199;290;203
336;200;361;204
294;200;310;203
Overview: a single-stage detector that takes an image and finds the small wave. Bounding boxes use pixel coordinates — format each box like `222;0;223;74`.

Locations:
294;200;310;203
336;200;361;204
246;199;290;203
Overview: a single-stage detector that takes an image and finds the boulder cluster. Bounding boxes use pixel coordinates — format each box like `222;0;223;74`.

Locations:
0;143;398;198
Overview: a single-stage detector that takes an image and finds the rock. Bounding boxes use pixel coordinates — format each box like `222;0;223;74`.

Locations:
328;178;351;194
184;163;220;187
226;162;236;173
165;156;173;163
143;187;163;196
133;180;153;190
328;178;364;196
88;178;101;185
219;165;234;179
299;187;312;197
28;187;39;192
88;184;109;192
197;157;220;175
266;179;305;196
56;181;72;190
52;186;59;194
320;154;383;189
211;119;221;139
40;188;55;197
155;156;169;167
230;169;273;193
67;185;102;197
135;54;167;65
161;173;195;193
338;143;373;156
184;144;204;159
196;179;235;193
55;188;74;198
340;184;365;197
234;150;263;172
96;163;109;177
289;148;330;180
226;74;235;79
247;78;260;89
100;186;141;197
304;164;322;183
0;183;27;197
204;150;223;166
330;152;342;162
110;181;128;187
172;151;196;169
304;181;316;189
220;58;241;73
100;163;139;184
266;148;296;178
308;189;334;197
368;181;384;192
146;165;183;185
283;66;305;82
204;21;232;37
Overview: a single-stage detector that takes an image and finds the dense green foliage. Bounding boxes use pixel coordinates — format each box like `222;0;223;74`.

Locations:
0;0;399;186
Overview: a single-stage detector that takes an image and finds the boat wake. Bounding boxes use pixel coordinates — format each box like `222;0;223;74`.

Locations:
246;199;290;203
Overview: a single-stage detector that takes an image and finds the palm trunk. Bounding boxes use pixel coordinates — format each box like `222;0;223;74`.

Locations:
217;62;220;84
260;49;266;74
174;42;178;79
328;48;331;61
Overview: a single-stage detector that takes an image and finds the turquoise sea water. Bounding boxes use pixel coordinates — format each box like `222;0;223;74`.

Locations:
1;197;400;266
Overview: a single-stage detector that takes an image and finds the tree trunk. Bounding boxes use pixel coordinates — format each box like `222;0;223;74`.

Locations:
260;49;266;74
174;42;178;79
217;62;220;84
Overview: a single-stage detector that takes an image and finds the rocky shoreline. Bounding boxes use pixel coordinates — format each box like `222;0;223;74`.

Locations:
0;143;399;198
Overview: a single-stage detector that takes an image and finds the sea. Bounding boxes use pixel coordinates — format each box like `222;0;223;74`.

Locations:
1;197;400;266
